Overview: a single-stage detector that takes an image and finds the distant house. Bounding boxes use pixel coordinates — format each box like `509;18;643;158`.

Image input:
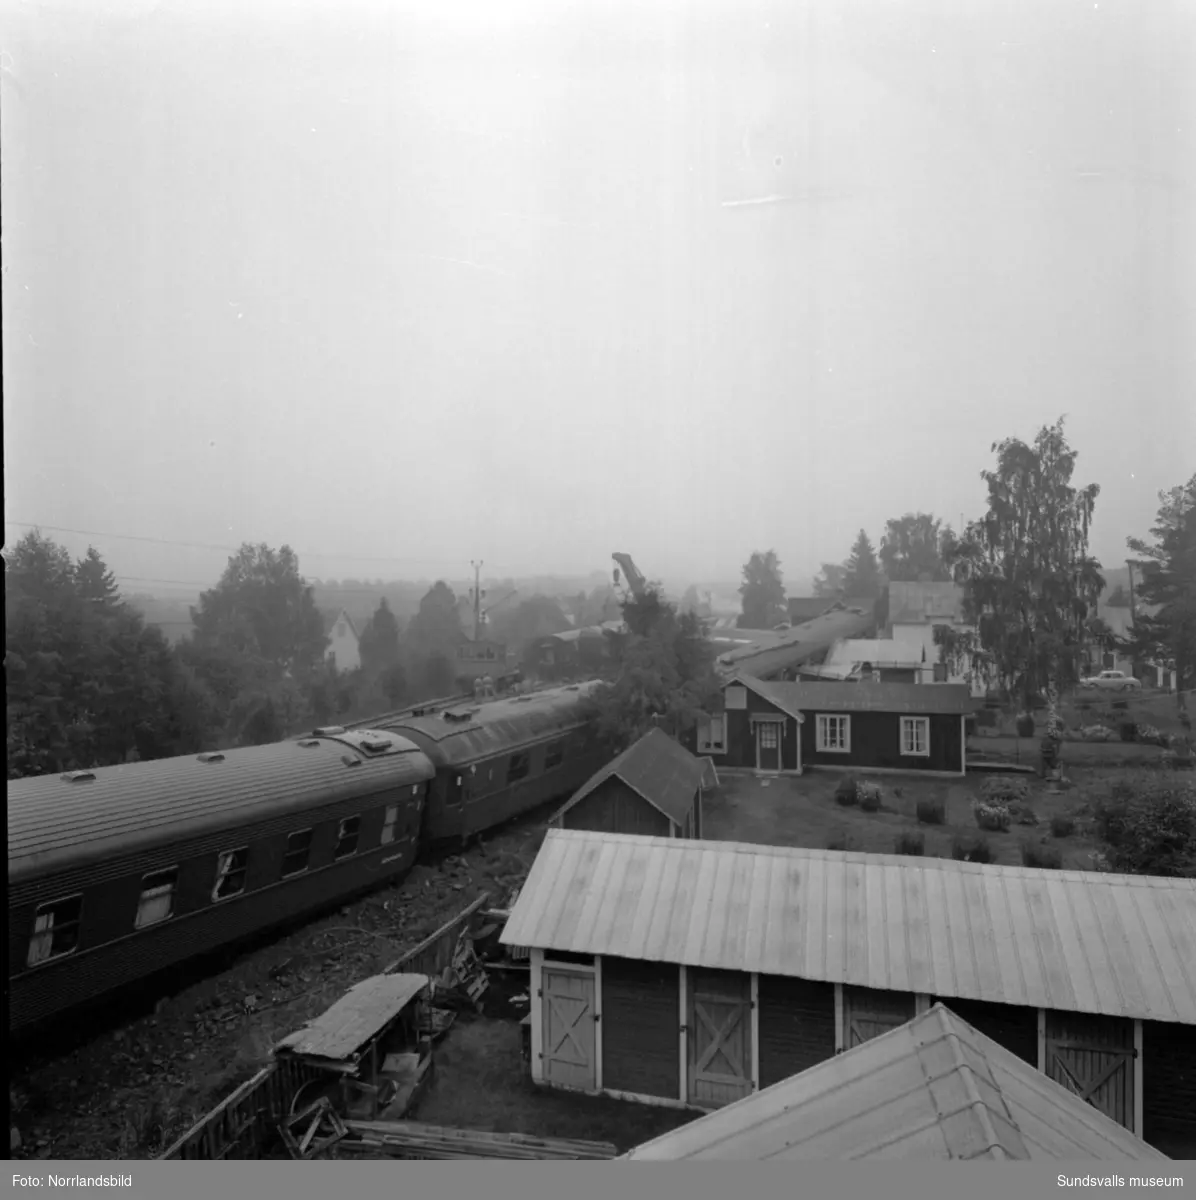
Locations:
786;597;829;626
322;608;361;673
525;627;614;681
550;728;704;840
454;637;512;689
885;582;988;695
695;675;976;776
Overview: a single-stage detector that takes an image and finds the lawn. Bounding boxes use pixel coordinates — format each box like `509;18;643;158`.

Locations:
409;1016;696;1154
701;767;1146;870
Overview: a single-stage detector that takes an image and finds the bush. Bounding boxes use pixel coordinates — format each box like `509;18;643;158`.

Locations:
1119;721;1138;743
1091;777;1196;877
1008;801;1039;826
916;799;945;825
973;800;1012;832
834;774;860;806
895;831;925;856
1021;842;1063;870
1112;698;1130;711
856;780;882;812
1080;724;1114;742
826;830;855;852
1050;815;1076;838
1137;724;1171;749
1016;713;1035;738
951;835;994;863
979;776;1031;804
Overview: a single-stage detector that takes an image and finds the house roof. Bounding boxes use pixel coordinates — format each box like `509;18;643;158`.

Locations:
8;731;433;885
623;1003;1167;1161
500;830;1196;1026
715;609;877;679
824;639;926;669
321;607;359;639
552;728;702;828
274;973;430;1063
888;582;966;626
729;675;978;716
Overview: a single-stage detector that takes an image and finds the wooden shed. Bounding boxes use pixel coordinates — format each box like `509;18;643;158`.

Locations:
695;675;975;777
550;728;703;840
500;830;1196;1157
623;1003;1171;1161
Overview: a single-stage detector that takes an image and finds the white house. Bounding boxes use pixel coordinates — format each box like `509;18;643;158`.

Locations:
323;608;361;673
885;582;988;697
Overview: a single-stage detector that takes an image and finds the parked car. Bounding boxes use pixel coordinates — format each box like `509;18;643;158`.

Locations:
1079;669;1141;692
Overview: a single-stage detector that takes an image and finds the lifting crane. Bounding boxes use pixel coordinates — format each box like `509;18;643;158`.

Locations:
611;553;649;601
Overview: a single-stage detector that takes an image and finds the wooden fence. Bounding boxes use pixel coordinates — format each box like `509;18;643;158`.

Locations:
159;893;491;1160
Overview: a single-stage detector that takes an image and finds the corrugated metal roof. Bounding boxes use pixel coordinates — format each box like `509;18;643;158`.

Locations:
274;973;429;1063
716;610;877;679
553;729;702;827
8;732;434;884
623;1003;1168;1161
501;831;1196;1026
733;676;978;715
376;681;602;766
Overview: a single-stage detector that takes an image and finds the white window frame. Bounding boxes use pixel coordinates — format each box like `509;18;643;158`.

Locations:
380;804;399;845
697;713;727;754
900;716;930;757
281;828;314;877
26;894;84;967
135;867;178;929
334;815;362;859
816;714;851;753
212;847;249;902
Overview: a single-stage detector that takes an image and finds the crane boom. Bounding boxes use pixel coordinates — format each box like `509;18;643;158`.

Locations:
612;553;648;600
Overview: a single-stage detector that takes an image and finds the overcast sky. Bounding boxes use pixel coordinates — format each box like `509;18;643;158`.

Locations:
2;0;1193;596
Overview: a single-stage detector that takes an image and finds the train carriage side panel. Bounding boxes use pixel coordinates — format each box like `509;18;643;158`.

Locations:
7;732;434;1032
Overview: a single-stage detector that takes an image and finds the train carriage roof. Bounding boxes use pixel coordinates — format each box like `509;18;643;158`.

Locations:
375;681;602;767
7;732;434;885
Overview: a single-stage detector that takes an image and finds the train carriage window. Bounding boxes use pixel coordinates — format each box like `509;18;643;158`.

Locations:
380;805;399;845
135;868;179;929
335;815;362;859
508;751;530;782
26;894;83;967
212;847;249;901
282;829;314;877
544;741;565;770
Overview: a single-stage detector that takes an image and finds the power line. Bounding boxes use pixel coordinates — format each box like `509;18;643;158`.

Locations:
4;520;494;570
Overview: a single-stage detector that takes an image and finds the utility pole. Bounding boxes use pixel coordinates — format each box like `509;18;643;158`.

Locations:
470;560;485;643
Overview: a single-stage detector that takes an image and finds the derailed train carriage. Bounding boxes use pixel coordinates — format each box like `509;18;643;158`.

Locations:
7;682;604;1034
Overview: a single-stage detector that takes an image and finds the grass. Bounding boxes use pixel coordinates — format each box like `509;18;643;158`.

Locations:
702;767;1140;870
410;1016;696;1153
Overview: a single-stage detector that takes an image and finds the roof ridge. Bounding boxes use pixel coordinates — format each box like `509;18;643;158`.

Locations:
926;1007;1029;1160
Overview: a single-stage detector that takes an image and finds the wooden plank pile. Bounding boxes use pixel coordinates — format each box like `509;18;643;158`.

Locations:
335;1119;617;1160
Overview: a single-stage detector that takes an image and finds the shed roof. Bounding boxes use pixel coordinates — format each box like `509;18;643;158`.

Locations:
552;728;703;828
623;1003;1168;1161
275;973;429;1063
375;681;601;766
729;675;977;716
501;830;1196;1026
8;731;433;885
715;609;877;679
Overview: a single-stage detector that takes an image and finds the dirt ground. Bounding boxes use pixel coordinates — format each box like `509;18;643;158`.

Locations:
702;765;1143;869
410;1015;695;1154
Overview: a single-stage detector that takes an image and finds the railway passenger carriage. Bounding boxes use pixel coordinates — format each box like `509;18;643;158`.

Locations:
373;681;607;843
8;730;434;1033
